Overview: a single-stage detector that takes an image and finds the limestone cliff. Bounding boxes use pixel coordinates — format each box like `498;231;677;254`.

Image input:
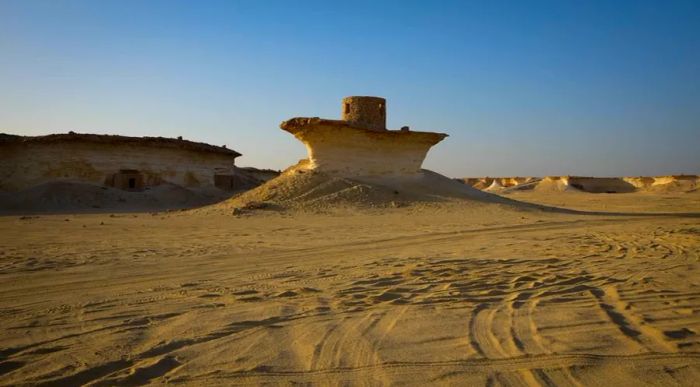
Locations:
0;133;241;192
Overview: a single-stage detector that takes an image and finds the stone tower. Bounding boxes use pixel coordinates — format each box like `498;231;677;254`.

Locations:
341;96;386;131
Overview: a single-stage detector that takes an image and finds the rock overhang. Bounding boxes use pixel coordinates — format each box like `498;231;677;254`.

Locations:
279;97;449;177
280;117;448;145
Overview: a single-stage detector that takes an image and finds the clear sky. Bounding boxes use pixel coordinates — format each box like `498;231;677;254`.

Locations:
1;0;699;177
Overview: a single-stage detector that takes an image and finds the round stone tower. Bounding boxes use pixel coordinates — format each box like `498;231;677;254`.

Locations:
341;96;386;131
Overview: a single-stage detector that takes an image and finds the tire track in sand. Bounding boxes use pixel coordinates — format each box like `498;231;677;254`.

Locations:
591;285;675;352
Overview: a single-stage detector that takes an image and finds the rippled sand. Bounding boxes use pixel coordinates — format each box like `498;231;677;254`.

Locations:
1;194;699;385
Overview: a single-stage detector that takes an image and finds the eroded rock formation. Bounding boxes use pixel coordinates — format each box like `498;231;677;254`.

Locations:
280;96;448;177
0;133;242;193
217;97;519;210
458;175;699;194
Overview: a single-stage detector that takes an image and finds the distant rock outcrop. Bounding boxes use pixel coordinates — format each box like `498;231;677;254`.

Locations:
458;175;699;194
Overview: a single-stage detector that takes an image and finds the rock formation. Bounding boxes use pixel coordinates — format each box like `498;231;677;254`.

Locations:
218;97;517;211
0;133;242;193
484;179;505;192
458;175;699;194
458;177;535;190
280;96;448;177
0;133;273;213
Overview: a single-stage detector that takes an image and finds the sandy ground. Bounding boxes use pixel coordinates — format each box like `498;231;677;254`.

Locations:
1;194;699;385
505;190;700;214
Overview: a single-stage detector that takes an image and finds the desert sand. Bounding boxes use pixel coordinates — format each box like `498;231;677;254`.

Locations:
1;99;698;385
1;187;699;385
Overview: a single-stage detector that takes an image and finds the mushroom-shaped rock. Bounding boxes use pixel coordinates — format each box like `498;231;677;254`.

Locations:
280;97;448;177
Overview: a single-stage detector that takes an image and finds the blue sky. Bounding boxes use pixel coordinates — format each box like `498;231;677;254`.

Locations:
1;0;698;177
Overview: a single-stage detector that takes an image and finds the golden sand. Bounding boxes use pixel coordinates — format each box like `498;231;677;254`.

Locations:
0;192;699;385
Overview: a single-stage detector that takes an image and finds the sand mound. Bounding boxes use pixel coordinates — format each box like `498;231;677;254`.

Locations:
216;161;517;211
0;167;277;214
231;166;280;192
0;180;231;214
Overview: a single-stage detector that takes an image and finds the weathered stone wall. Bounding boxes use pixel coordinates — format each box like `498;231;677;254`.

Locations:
0;142;237;192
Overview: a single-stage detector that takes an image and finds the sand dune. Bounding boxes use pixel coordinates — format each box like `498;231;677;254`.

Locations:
215;163;519;212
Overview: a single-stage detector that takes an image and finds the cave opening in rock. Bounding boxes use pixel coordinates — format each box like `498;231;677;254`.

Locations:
108;169;144;191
